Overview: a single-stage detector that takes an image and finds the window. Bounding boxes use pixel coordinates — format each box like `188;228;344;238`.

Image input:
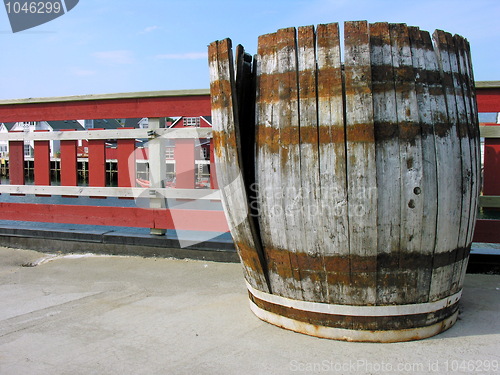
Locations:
24;144;32;157
139;118;149;129
201;146;209;160
166;147;175;159
184;117;200;127
84;120;94;129
22;122;34;131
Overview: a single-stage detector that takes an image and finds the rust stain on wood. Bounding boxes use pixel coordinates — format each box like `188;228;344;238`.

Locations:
235;241;267;274
212;130;236;159
209;79;233;110
346;122;376;143
257;125;347;151
263;245;468;284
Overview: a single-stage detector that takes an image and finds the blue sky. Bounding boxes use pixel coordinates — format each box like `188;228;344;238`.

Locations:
0;0;498;100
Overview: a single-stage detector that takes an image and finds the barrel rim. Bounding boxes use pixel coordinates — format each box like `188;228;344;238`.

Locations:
249;300;458;343
246;282;462;317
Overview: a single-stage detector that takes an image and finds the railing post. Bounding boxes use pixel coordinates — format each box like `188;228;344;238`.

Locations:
8;133;25;190
117;132;135;189
88;128;106;188
483;124;500;207
60;130;78;188
34;130;51;196
148;117;167;235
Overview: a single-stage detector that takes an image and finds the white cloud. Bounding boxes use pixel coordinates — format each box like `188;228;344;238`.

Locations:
155;52;208;60
139;25;161;34
92;50;135;65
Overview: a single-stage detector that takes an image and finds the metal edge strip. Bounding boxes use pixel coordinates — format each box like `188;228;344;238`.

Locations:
249;300;458;342
246;281;462;317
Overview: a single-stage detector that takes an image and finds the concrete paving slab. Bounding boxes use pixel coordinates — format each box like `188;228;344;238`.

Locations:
0;247;499;375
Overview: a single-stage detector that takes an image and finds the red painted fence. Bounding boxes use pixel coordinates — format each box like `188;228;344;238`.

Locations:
0;84;499;242
0;90;229;235
474;82;500;243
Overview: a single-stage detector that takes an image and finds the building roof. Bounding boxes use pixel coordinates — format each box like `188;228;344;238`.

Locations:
123;117;169;128
47;120;85;131
89;119;122;129
123;118;143;128
2;122;16;131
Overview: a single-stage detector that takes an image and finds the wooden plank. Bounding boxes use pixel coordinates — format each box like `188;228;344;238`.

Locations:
476;88;500;112
234;45;271;275
369;22;402;305
473;219;500;243
460;36;481;288
0;185;221;199
316;22;349;305
2;128;212;141
88;129;106;188
479;195;500;208
428;30;464;301
209;38;270;293
464;37;481;229
479;125;500;138
0;202;229;232
0;89;210;105
407;27;439;303
453;34;479;291
465;36;481;220
441;33;471;295
296;25;327;302
117;138;135;188
33;133;51;187
476;81;500;89
209;138;218;189
274;27;304;300
389;23;425;303
234;44;256;208
8;139;25;194
255;32;290;296
60;134;78;188
482;128;500;197
344;21;377;305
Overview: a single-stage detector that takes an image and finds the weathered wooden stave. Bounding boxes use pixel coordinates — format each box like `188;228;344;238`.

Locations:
208;20;480;342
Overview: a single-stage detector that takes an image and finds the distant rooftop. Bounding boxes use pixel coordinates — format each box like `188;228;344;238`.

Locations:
89;119;122;130
47;120;84;131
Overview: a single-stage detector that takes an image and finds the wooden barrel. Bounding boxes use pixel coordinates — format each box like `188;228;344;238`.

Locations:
208;21;480;342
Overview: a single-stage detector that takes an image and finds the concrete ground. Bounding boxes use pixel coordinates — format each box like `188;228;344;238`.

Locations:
0;247;499;375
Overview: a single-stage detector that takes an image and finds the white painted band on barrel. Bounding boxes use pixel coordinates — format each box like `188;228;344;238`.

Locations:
249;300;458;343
246;282;462;317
